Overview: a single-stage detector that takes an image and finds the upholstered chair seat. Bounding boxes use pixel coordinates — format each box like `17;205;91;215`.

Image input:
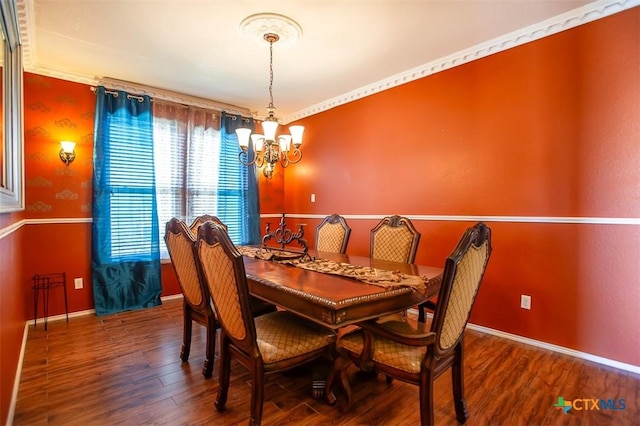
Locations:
255;311;336;363
340;311;435;374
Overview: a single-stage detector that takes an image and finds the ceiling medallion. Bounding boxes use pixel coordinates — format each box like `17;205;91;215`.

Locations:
239;13;302;46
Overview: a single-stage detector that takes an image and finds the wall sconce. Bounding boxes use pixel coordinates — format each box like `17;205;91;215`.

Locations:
59;141;76;166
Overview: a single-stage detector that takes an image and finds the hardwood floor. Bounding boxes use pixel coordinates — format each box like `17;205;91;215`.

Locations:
13;297;639;425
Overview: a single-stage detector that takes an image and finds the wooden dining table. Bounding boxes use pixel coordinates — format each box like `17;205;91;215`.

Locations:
242;249;444;330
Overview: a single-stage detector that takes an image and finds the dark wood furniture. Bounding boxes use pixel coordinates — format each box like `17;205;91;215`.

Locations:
326;222;492;426
315;214;352;254
195;223;337;426
370;215;421;263
188;214;226;236
243;250;443;330
165;218;276;379
165;218;218;378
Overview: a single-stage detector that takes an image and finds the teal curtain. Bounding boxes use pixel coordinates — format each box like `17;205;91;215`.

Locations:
92;86;162;316
219;112;261;244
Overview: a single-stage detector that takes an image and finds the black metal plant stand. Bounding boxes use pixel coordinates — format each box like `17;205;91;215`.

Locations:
32;273;69;330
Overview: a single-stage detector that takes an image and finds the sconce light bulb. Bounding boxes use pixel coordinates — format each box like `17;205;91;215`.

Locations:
59;141;76;166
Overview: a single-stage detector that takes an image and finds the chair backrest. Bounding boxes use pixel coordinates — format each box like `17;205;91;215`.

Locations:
189;215;227;237
196;222;258;355
370;215;421;263
430;222;492;357
316;214;352;254
164;218;210;311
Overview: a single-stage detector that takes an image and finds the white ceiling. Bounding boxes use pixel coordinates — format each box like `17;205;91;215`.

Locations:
19;0;611;121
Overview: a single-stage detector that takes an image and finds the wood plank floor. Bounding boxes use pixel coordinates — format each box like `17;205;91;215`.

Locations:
13;297;640;425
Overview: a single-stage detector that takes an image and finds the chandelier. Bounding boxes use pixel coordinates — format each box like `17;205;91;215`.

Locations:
236;14;304;179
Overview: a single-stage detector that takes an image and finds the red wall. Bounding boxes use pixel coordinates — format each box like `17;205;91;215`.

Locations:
281;8;640;365
0;219;25;426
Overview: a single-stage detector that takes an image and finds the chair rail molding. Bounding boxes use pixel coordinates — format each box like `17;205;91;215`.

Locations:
0;218;92;240
273;214;640;226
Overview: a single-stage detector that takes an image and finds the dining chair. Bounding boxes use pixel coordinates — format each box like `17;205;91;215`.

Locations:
165;218;218;378
316;214;351;254
327;222;492;426
165;218;276;378
370;215;421;263
195;222;337;426
189;214;226;237
189;214;277;317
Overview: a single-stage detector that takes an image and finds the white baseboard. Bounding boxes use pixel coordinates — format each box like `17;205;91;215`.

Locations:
408;308;640;375
6;323;28;426
466;322;640;375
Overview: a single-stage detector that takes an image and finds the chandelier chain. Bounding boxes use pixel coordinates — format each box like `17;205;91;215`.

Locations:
268;39;275;110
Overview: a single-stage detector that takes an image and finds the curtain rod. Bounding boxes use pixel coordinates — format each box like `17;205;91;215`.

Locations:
91;77;254;118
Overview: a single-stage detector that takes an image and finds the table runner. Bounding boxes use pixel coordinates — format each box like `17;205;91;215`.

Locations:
238;246;440;296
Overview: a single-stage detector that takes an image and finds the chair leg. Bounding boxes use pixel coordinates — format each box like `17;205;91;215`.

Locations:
181;305;192;362
250;364;265;426
452;343;469;424
214;334;231;412
418;307;426;323
202;316;216;379
419;373;435;426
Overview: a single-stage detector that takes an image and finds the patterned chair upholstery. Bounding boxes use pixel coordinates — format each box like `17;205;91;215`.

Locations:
164;218;218;378
316;214;351;254
188;214;227;237
327;222;492;426
370;215;421;263
189;214;276;317
196;223;337;426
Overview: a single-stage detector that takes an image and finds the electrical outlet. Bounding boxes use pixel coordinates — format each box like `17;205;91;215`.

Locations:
74;277;83;289
521;294;531;310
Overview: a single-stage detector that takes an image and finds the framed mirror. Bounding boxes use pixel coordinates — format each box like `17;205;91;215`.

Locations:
0;0;24;212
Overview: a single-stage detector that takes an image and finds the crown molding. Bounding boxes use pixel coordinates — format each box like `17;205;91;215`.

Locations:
282;0;639;123
15;0;639;124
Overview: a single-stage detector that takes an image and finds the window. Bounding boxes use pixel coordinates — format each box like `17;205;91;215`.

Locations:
153;104;254;258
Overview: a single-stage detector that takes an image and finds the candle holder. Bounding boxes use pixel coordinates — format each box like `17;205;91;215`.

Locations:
262;213;309;254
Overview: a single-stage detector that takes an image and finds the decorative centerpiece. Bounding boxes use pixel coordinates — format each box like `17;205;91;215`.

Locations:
261;214;309;258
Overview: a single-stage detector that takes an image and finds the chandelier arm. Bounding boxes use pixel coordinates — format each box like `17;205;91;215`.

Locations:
239;151;258;166
281;149;302;166
255;151;265;168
